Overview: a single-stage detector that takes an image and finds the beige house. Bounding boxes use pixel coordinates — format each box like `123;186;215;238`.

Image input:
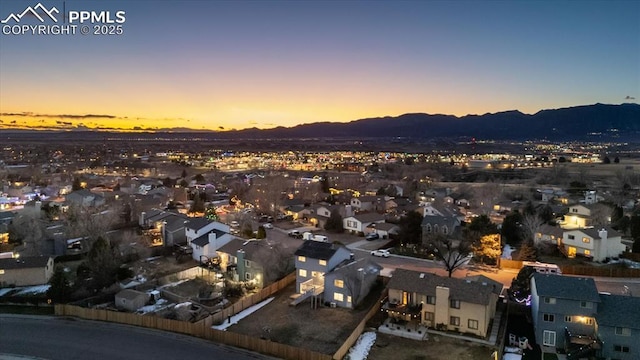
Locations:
0;256;54;287
383;269;501;338
561;227;626;261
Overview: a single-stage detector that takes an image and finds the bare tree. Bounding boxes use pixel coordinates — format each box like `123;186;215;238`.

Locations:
426;234;473;277
475;182;501;215
343;267;365;307
8;209;47;256
521;213;544;247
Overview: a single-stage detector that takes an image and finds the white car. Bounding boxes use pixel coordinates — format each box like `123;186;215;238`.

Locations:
371;249;390;258
262;223;273;229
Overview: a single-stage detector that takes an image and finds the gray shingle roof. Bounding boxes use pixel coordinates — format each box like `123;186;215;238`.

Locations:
388;268;497;305
532;273;600;303
0;256;51;270
191;229;227;247
185;217;212;231
595;294;640;330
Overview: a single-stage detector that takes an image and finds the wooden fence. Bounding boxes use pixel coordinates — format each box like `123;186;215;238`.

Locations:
559;265;640;278
332;289;388;360
55;303;331;360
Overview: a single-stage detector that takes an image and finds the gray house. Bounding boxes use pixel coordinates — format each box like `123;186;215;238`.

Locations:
530;273;601;356
323;258;382;309
292;241;352;305
595;294;640;360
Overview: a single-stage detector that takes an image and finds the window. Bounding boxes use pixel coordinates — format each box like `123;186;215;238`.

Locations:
580;301;592;309
334;292;343;302
543;314;555;322
468;319;478;330
426;296;436;305
425;312;434;321
442;226;448;235
425;224;432;233
299;269;307;277
543;330;556;346
572;208;578;213
615;327;631;336
245;260;250;268
565;316;572;322
450;316;460;326
584;249;591;256
450;299;460;309
311;271;321;277
568;234;575;240
614;345;630;353
582;237;590;243
319;259;327;266
346;220;357;228
245;273;252;280
585;318;594;325
434;225;439;233
298;256;306;262
544;297;556;304
347;296;351;303
334;279;344;288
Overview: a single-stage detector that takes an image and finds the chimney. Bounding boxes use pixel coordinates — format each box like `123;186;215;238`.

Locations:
208;231;217;249
598;228;608;240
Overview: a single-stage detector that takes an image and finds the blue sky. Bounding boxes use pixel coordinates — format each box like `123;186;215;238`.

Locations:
0;0;638;130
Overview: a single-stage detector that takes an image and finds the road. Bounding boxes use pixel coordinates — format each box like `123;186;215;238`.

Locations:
0;315;272;360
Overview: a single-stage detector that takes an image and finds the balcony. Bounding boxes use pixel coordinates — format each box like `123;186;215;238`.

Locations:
382;297;423;320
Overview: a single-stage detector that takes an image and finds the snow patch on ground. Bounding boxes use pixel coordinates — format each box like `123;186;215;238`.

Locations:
211;297;275;331
14;284;50;295
136;298;170;314
347;331;376;360
0;288;15;297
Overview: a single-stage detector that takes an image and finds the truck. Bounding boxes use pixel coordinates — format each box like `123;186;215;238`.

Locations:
302;232;329;242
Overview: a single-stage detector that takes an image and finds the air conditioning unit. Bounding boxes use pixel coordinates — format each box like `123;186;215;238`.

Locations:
330;302;337;308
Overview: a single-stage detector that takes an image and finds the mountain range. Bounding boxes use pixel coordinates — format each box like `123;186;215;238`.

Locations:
2;103;639;142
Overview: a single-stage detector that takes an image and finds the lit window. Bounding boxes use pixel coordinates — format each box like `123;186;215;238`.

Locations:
582;237;590;243
334;292;344;302
334;279;344;288
584;249;591;256
468;319;478;330
298;256;306;262
299;269;307;277
319;259;327;266
347;296;352;303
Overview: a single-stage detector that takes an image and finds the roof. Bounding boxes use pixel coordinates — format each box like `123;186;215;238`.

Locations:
329;258;382;277
532;273;600;303
294;240;338;260
464;275;504;295
351;212;385;223
373;222;399;232
596;294;640;330
184;217;212;231
116;289;148;301
217;238;273;261
163;214;189;231
538;224;563;238
191;229;227;247
388;268;497;306
0;256;52;270
579;227;622;239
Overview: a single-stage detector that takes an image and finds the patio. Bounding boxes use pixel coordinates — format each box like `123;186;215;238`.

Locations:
378;318;429;340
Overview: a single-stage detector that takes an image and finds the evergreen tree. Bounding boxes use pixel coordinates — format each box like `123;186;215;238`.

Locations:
72;177;82;191
397;211;424;245
256;226;266;239
501;211;523;245
324;209;344;233
47;266;73;303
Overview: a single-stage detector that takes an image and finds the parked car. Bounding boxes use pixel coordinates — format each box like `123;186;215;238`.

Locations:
263;223;273;229
288;230;303;238
365;233;380;241
371;249;390;257
230;221;240;228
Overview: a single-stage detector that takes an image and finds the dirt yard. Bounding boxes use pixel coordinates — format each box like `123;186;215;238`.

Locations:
227;282;383;355
368;332;495;360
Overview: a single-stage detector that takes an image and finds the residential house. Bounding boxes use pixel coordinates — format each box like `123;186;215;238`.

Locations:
293;241;352;304
186;219;234;263
366;222;399;239
0;256;54;286
115;289;150;312
595;294;640;360
161;213;189;247
383;269;501;338
350;195;386;213
421;205;462;244
534;224;564;248
560;227;625;261
343;213;386;234
216;238;273;288
65;189;105;208
530;273;600;352
562;204;592;229
323;258;382;309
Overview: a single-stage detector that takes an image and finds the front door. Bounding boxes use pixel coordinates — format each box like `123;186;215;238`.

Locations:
543;330;556;346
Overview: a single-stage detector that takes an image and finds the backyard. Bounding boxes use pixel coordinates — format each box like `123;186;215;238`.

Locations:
367;332;495;360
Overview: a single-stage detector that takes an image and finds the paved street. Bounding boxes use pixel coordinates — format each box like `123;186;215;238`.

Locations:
0;315;272;360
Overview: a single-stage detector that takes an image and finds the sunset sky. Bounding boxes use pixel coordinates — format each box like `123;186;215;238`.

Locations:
0;0;638;131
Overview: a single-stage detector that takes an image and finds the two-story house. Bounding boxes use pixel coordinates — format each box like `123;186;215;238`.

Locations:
383;269;501;338
292;241;353;306
350;195;386;213
530;273;601;352
185;219;233;262
323;258;382;309
343;212;386;234
217;239;269;288
421;205;462;245
534;224;564;248
560;227;625;261
595;294;640;360
0;256;54;287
